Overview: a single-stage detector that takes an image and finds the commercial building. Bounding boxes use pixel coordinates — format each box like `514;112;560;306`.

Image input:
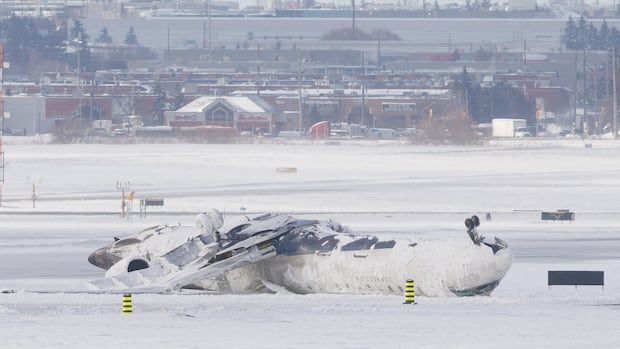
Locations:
164;96;275;133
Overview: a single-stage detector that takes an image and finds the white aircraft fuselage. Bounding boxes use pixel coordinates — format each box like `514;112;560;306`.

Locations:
88;213;513;296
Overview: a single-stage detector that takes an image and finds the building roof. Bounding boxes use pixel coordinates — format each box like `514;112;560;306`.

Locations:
177;96;271;113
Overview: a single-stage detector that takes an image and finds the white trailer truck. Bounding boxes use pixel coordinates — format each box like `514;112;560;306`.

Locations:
492;118;528;138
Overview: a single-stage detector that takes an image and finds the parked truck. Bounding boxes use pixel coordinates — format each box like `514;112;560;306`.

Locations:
492;118;528;138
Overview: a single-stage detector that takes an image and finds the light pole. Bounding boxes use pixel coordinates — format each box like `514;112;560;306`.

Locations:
298;51;304;136
70;34;83;129
0;43;5;206
360;51;365;126
613;45;617;139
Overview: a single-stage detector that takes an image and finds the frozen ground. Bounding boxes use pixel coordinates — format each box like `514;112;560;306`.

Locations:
1;141;620;348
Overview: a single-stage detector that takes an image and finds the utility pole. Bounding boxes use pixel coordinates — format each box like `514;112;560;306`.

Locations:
360;51;365;126
351;0;356;40
298;51;303;136
256;44;261;96
523;39;527;72
376;31;381;82
208;0;212;49
89;54;94;127
204;0;212;50
583;48;588;136
76;33;82;129
613;46;617;139
0;43;4;206
573;49;578;133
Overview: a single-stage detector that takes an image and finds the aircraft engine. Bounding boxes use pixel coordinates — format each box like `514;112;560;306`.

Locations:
105;256;151;278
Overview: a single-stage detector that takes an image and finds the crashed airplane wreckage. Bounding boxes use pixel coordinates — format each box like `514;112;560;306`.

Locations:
88;211;512;296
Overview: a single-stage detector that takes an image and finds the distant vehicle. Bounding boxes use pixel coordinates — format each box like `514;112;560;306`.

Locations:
88;128;108;136
2;128;26;136
558;130;572;137
369;128;398;139
396;128;417;136
277;131;302;138
330;129;348;138
514;127;531;138
112;129;127;137
492;119;528;138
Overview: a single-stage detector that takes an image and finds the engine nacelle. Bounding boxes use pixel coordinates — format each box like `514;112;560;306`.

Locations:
105;256;150;278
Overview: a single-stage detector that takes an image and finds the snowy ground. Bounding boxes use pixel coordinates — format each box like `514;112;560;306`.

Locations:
1;141;620;348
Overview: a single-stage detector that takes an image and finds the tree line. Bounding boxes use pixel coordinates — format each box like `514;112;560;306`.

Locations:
562;16;620;50
0;16;145;73
453;68;535;124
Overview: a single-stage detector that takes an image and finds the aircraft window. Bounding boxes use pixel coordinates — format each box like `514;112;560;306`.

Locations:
341;237;378;251
387;285;394;292
409;243;418;248
114;238;141;247
374;240;396;249
398;286;404;293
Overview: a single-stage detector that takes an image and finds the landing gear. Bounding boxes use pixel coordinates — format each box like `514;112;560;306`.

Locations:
465;215;483;245
464;215;508;254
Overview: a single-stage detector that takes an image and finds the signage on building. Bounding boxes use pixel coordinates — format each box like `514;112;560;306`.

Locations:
238;113;269;122
175;113;198;121
382;103;416;112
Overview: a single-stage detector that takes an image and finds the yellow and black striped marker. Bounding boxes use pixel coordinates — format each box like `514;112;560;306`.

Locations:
404;279;416;304
122;293;133;314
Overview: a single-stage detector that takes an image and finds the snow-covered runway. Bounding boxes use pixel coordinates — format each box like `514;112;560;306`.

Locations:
1;141;620;348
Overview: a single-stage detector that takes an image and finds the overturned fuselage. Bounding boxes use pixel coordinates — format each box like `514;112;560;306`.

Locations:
88;212;512;296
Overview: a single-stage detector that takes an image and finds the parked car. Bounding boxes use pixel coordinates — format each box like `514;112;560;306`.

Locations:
2;128;26;136
112;129;128;137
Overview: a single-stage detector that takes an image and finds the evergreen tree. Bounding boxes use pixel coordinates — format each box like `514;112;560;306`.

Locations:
453;67;474;116
599;19;610;49
611;27;620;48
70;19;90;44
587;22;598;49
96;27;113;44
0;16;66;65
562;16;578;50
172;86;186;110
124;26;139;45
68;19;92;72
152;82;165;125
577;15;588;49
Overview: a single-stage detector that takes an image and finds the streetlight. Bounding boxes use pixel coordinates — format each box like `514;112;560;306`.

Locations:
66;34;83;128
